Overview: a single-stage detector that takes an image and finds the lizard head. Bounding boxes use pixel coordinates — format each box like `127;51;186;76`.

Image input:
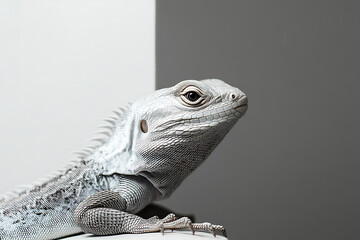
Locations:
129;79;248;198
94;79;247;199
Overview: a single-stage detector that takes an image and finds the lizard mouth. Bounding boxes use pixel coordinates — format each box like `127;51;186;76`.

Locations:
236;103;248;108
234;96;248;111
234;96;248;109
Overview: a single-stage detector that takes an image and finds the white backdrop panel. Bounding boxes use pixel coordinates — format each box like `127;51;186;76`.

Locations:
0;0;155;193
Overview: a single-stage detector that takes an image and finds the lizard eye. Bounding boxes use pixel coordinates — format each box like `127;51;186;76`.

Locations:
180;86;206;106
185;91;200;102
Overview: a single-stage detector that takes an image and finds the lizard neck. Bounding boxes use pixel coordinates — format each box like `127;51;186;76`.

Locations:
86;110;142;177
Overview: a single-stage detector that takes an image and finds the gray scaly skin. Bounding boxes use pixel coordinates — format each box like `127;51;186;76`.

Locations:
0;79;248;239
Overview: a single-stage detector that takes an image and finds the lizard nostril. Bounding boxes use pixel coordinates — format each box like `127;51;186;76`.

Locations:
231;94;236;100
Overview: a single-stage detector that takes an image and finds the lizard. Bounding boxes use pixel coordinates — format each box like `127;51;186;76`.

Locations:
0;79;248;239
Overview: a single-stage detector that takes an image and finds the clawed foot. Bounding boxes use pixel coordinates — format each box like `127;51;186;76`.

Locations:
151;213;227;237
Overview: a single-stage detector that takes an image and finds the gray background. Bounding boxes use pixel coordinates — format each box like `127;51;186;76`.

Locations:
157;1;360;239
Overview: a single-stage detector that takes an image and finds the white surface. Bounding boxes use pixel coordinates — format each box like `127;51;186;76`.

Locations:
65;231;228;240
0;0;155;193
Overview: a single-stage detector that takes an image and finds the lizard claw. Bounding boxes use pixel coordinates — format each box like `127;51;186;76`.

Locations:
205;223;216;237
213;224;227;237
159;223;165;235
189;223;195;235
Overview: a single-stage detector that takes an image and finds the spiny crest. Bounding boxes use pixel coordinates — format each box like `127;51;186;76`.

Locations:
73;104;131;161
0;105;131;203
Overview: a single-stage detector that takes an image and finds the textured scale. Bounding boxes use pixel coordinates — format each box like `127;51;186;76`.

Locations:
0;79;248;239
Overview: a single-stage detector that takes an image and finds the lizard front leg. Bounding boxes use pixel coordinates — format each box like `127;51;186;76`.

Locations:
74;191;226;237
74;191;193;235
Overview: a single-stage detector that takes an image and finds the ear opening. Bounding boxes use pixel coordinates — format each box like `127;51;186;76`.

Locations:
140;119;148;133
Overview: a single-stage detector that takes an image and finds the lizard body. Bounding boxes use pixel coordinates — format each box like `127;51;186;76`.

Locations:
0;79;248;239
